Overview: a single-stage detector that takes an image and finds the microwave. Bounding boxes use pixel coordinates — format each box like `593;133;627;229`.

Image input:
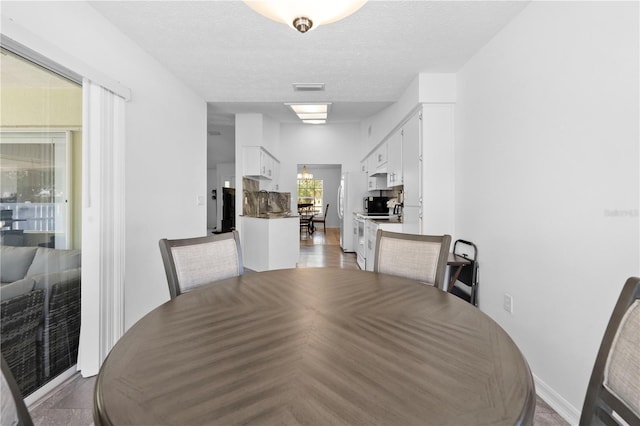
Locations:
364;196;389;214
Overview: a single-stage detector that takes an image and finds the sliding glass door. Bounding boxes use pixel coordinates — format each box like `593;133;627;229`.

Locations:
0;47;82;396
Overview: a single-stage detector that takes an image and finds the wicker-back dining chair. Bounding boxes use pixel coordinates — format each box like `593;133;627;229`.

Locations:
159;230;244;299
374;230;451;290
312;204;330;233
580;276;640;425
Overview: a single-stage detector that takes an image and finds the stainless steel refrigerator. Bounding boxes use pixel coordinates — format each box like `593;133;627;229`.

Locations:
337;171;366;252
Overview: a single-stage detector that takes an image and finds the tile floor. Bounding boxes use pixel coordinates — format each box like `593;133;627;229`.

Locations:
28;228;569;425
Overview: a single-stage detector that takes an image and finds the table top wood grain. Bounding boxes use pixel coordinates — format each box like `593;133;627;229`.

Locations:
94;268;535;426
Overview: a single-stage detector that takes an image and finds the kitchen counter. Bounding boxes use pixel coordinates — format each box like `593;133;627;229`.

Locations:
369;217;402;224
241;213;298;219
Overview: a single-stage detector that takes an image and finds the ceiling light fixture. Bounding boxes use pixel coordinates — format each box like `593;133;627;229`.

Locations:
297;165;314;180
244;1;368;33
285;103;331;125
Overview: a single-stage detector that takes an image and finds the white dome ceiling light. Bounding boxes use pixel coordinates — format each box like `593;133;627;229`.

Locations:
243;1;368;33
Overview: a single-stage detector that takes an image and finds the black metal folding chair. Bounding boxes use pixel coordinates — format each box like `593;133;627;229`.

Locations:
450;239;479;306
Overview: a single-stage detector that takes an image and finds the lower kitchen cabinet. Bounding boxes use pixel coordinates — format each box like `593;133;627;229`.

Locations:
364;219;403;271
241;216;299;271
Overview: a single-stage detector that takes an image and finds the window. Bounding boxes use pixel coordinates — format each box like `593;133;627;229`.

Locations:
1;132;72;248
297;179;323;210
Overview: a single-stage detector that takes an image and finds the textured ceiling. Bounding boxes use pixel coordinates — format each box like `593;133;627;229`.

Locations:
88;0;529;165
90;1;529;120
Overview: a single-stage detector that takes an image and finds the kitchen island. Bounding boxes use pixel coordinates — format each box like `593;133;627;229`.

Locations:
241;215;300;271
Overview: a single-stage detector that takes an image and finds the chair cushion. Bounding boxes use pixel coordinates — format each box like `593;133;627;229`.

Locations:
0;246;38;283
604;300;640;417
0;277;36;301
377;238;440;284
26;248;81;277
171;239;240;293
31;268;81;292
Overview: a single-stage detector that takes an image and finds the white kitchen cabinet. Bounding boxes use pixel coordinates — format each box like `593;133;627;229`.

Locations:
243;146;277;180
268;159;280;190
368;175;388;191
401;112;421;234
366;154;389;191
375;142;388;170
420;104;454;235
364;219;403;271
366;154;377;177
242;216;299;271
365;220;377;271
387;130;402;188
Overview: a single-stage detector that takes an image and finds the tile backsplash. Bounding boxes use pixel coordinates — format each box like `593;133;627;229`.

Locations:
242;177;291;216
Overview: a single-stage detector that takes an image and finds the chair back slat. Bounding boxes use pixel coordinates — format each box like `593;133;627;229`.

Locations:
580;277;640;426
603;300;640;419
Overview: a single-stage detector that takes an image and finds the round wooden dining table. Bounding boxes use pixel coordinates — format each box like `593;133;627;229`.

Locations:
94;268;535;426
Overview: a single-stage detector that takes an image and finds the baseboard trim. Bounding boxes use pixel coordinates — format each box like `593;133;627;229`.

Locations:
534;373;581;425
25;366;78;409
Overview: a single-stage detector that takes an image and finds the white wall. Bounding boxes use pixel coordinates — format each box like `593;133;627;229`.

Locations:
455;2;639;421
279;123;362;202
2;1;207;329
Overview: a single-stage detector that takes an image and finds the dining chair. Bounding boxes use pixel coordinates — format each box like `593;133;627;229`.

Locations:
300;214;314;235
159;230;244;299
1;354;34;426
580;276;640;426
373;230;451;290
312;204;329;233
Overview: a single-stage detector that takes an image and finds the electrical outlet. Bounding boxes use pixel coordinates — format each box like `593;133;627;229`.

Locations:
503;293;513;314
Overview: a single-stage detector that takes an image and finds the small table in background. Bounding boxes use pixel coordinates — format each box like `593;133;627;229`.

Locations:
447;252;471;292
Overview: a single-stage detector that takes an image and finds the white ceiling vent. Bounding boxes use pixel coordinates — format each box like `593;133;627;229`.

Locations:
292;83;325;92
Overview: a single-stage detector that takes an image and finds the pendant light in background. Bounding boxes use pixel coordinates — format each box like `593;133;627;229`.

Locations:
297;165;314;180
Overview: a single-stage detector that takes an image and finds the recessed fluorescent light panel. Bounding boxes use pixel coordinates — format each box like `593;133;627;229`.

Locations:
286;103;331;125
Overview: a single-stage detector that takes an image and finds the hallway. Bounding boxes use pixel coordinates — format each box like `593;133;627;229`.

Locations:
298;227;358;269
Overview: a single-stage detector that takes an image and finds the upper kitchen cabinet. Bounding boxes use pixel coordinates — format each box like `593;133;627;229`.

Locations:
374;142;388;173
243;146;280;190
367;153;389;191
365;141;391;191
243;146;278;180
387;130;402;188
